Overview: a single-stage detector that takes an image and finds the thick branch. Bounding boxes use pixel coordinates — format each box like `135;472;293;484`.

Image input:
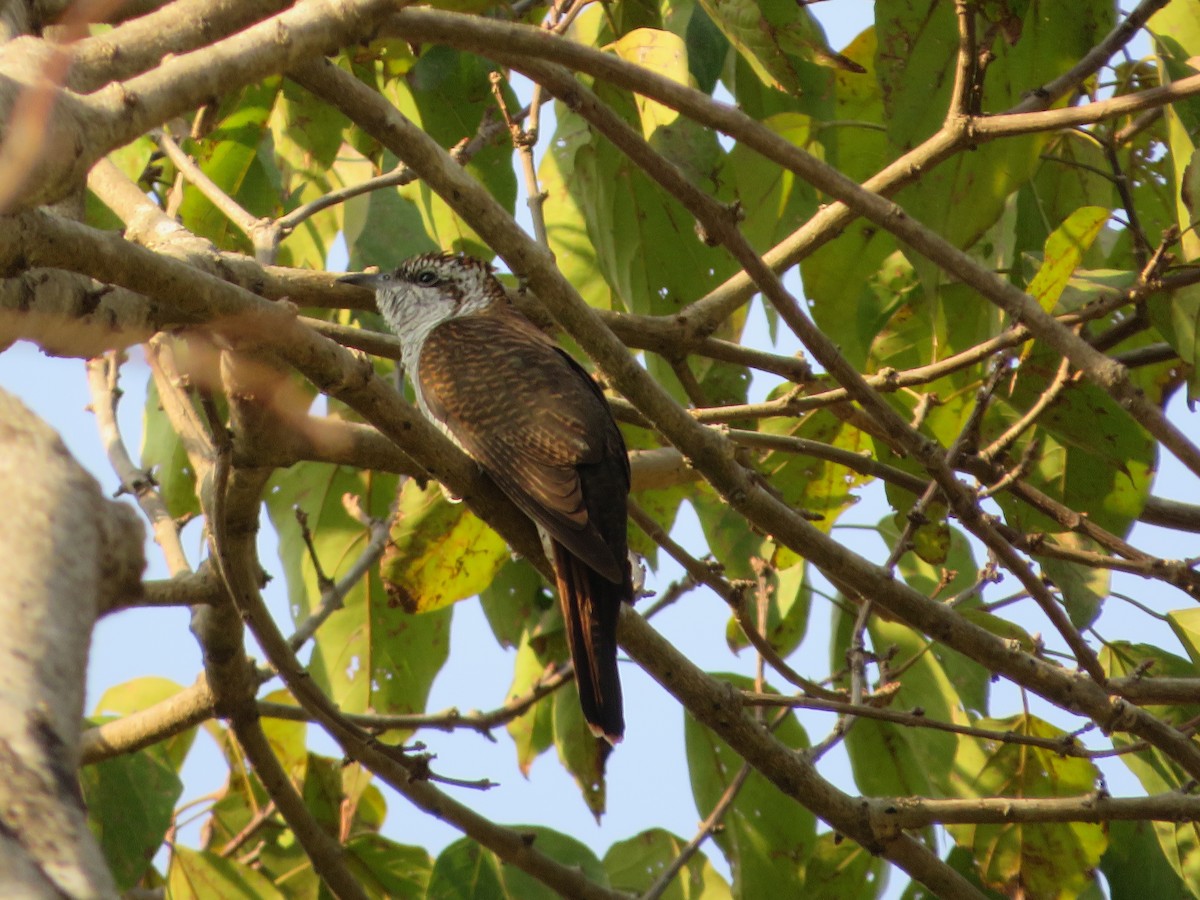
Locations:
868;791;1200;829
0;388;144;896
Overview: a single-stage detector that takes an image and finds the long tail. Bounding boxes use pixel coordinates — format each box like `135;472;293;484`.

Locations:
552;541;626;744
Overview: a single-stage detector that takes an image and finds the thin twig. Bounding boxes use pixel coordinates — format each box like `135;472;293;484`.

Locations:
288;495;398;651
86;352;191;577
979;356;1075;464
640;763;752;900
627;501;844;702
154;129;267;255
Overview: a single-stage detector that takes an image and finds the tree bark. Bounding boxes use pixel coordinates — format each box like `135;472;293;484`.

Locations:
0;387;144;898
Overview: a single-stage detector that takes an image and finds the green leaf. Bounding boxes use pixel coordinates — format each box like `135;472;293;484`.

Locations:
201;740;317;890
89;137;157;229
342;834;431;899
1103;641;1200;894
604;828;732;899
1025;207;1111;313
724;560;810;659
840;611;988;800
623;425;690;566
802;219;902;370
167;847;285;900
428;830;606;900
270;76;348;175
1150;1;1200;264
544;84;737;329
879;1;1113;287
1013;143;1119;275
685;673;813;895
380;479;510;614
825;26;885;181
696;0;861;96
505;618;561;773
176;79;284;252
1151;280;1200;404
890;521;991;715
692;485;775;580
81;732;183;891
729;113;820;254
267;78;351;270
611;29;689;139
681;2;729;95
1039;534;1109;630
427;838;506;900
802;831;888;899
91;676;196;771
384;46;517;255
948;714;1106;900
260;689;307;781
479;557;553;649
1102;819;1191;900
553;680;610;819
756;405;872;550
990;348;1156;539
901;845;1006;899
140;377;200;519
266;463;450;717
1169;608;1200;667
498;828;608;899
539;101;621;315
337;145;438;270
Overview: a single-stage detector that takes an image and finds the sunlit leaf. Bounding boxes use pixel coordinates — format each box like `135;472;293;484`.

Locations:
91;676;197;771
604;828;732;899
612;29;689;138
176;79;284;253
380;479;510;614
266;463;450;717
506;614;563;774
1149;1;1200;263
948;714;1106;899
167;847;285;900
1025;206;1111;313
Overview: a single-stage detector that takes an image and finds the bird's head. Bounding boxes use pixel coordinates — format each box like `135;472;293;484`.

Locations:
339;253;506;340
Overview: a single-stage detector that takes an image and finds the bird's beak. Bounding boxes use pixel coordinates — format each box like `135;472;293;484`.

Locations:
337;272;384;289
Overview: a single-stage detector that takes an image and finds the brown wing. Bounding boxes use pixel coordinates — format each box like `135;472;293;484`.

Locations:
416;307;629;584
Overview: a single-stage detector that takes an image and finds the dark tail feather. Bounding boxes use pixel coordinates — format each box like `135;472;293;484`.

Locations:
552;541;625;744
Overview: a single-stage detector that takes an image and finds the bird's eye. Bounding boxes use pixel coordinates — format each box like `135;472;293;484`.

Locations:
415;269;439;286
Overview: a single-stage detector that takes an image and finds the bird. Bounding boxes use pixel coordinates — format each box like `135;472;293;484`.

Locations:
339;253;633;744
